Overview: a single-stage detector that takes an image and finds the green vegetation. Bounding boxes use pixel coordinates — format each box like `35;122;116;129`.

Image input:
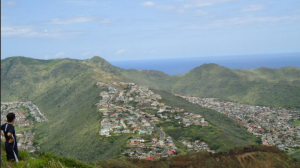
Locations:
1;56;300;164
1;141;299;168
1;57;127;162
15;125;34;133
121;64;300;108
1;142;94;168
291;120;300;126
289;148;300;161
154;89;260;151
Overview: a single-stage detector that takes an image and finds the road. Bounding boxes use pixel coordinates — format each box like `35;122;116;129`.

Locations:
143;117;166;141
120;119;127;129
194;142;201;151
143;117;168;155
108;91;119;106
267;135;274;146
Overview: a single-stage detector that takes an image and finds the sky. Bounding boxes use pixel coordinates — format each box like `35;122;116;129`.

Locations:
1;0;300;61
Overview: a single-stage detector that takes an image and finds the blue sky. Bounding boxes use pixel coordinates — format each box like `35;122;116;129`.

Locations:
1;0;300;61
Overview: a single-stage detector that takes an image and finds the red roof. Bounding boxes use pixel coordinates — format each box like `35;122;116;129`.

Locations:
146;158;153;161
167;151;173;155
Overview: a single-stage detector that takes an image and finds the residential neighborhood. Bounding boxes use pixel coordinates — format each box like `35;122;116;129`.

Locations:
1;101;47;152
96;82;210;159
179;139;214;153
176;95;300;151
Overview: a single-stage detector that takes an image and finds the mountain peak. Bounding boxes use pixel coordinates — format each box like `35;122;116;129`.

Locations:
189;63;228;73
90;56;107;62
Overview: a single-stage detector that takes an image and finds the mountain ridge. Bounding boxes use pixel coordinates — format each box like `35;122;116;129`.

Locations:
2;56;300;108
1;56;300;163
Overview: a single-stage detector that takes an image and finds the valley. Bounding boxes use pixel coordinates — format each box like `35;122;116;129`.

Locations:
1;101;47;152
1;56;299;163
177;95;300;151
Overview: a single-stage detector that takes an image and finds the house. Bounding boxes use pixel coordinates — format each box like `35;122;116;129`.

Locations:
151;101;159;106
139;130;146;134
201;121;209;126
114;130;121;134
122;129;130;133
174;116;181;120
100;128;110;136
146;157;153;161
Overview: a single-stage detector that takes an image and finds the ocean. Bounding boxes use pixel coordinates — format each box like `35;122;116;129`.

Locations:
110;53;300;75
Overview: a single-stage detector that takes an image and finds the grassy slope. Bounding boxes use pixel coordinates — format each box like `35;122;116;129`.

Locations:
1;142;94;168
1;57;129;162
121;64;300;108
153;89;260;152
1;56;299;163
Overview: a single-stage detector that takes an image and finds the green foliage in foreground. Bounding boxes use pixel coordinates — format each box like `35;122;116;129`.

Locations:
1;142;94;168
2;142;299;168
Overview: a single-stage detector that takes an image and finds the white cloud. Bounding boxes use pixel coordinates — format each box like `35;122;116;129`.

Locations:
242;4;265;12
157;6;175;10
142;1;155;7
100;18;115;24
48;15;96;25
185;15;299;30
183;0;235;8
63;0;98;5
55;51;66;58
81;52;91;56
1;0;17;6
116;49;127;55
1;25;86;38
195;10;207;15
1;26;32;37
177;9;186;14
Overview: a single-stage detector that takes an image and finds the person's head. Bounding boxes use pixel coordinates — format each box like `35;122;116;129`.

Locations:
6;113;16;123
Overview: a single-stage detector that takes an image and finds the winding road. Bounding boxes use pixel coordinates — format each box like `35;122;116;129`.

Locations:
143;117;168;155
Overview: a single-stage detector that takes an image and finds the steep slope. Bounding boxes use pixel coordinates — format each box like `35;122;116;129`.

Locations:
1;57;130;162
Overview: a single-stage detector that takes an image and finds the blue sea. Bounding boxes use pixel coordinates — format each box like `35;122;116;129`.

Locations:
110;53;300;75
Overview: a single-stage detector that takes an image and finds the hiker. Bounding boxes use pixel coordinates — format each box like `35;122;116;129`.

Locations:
1;113;19;162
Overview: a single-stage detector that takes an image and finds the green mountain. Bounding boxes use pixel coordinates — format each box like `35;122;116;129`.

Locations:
1;56;299;163
121;63;300;108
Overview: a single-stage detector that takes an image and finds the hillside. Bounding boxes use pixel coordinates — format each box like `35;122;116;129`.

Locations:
121;63;300;108
2;142;299;168
1;56;299;163
0;56;263;162
1;142;93;168
1;56;129;162
97;145;300;168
